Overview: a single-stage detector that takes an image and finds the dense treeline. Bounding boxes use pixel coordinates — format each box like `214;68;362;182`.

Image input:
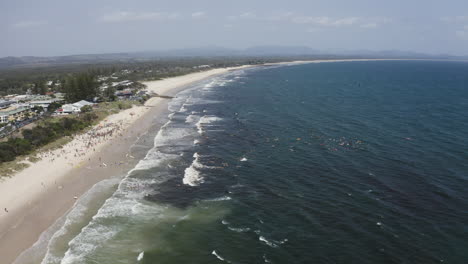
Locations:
63;72;99;102
0;113;98;162
0;57;294;95
32;80;48;95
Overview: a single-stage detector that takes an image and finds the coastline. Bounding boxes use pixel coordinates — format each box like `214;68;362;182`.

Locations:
0;58;430;263
0;65;249;264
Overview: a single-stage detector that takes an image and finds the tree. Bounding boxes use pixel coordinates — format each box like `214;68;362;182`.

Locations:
64;72;98;102
80;105;92;113
32;106;44;113
47;102;62;112
103;86;117;101
33;81;47;95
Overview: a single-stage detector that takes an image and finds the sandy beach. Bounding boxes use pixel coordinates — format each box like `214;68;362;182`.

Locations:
0;66;248;264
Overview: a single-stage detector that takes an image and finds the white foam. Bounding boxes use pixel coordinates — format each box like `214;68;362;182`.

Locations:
133;149;176;171
228;226;250;233
137;251;144;261
193;139;200;145
179;104;189;112
185;114;200;123
60;194;166;263
204;196;232;202
61;223;119;264
183;152;219;186
263;254;272;263
196;116;223;134
259;236;279;248
240;157;248;162
39;178;120;264
168;94;189;112
153;124;194;147
183;164;203;186
212;250;226;262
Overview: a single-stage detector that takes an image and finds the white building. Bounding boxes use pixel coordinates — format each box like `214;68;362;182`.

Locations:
55;100;94;115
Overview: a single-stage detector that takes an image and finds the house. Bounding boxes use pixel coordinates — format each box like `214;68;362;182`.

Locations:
115;89;133;98
55;100;94;115
55;104;80;115
0;100;15;110
72;100;94;108
0;106;35;124
112;80;133;88
29;99;61;111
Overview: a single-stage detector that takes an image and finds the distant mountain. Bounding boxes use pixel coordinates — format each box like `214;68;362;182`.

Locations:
137;46;240;57
0;47;466;70
243;45;320;56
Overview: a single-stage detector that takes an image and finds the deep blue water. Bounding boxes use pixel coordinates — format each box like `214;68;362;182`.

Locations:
47;61;468;264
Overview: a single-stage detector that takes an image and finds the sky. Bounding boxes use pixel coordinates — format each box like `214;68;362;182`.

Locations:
2;0;468;57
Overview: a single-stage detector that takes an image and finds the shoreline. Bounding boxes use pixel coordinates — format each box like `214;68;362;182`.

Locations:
0;65;249;264
0;58;445;263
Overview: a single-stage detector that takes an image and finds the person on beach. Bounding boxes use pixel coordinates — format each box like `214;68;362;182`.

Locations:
4;208;8;213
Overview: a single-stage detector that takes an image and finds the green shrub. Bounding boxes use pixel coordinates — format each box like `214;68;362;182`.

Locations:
80;105;92;113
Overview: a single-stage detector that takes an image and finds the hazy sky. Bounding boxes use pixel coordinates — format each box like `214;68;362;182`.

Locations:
2;0;468;57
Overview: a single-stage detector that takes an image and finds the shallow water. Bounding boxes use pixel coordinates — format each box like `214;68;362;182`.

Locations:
39;61;468;264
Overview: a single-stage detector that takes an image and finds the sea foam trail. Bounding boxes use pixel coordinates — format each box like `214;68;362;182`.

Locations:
196;116;223;134
183;153;204;186
212;250;232;263
185;114;200;123
137;251;144;261
182;152;224;186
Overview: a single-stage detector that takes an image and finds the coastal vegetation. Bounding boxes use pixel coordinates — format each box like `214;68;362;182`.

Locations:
0;99;142;175
0;112;99;162
0;57;278;96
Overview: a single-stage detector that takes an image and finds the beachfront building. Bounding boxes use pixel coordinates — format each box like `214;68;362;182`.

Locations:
29;99;62;111
55;104;80;115
55;100;94;115
112;80;134;89
115;89;134;98
0;106;35;124
72;100;94;109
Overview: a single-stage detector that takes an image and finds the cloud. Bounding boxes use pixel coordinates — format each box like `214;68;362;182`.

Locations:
440;17;468;39
100;11;180;22
264;12;294;21
360;23;378;29
306;28;323;33
455;26;468;39
227;12;257;20
291;16;361;26
441;16;468;23
456;30;468;38
226;12;391;29
191;12;205;18
12;20;47;28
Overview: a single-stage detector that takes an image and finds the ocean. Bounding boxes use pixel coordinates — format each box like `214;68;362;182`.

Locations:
32;61;468;263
